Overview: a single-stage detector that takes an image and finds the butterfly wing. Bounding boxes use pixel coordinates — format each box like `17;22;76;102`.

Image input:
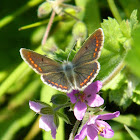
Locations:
20;48;61;74
41;72;72;92
72;28;104;90
73;61;100;90
20;48;71;92
72;28;104;65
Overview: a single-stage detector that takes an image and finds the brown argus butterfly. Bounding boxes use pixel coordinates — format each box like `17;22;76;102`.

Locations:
20;28;104;93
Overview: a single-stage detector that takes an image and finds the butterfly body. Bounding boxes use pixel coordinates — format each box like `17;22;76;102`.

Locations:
20;28;104;93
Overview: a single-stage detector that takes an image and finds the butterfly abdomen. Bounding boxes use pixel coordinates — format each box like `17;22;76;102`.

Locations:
62;62;76;89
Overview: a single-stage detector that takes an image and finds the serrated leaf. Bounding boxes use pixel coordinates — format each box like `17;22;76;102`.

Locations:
120;20;131;38
55;48;76;62
57;112;71;124
125;26;140;77
109;83;132;109
101;17;124;53
132;92;140;105
130;9;138;30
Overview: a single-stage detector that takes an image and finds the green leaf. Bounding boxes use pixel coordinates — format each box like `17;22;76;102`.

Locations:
57;112;71;124
113;113;140;131
130;9;138;30
125;26;140;77
124;125;140;140
54;113;59;128
109;83;132;109
132;83;140;105
51;94;68;105
102;72;125;90
120;20;131;38
101;17;124;53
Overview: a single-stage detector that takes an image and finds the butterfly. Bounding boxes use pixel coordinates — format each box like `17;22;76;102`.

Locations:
20;28;104;93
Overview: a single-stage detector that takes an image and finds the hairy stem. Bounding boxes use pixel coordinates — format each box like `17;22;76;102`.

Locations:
102;60;125;87
42;10;56;45
69;120;80;140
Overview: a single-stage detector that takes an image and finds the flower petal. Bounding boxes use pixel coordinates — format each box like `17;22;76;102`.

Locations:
97;111;120;120
84;81;102;95
87;94;104;107
87;125;98;140
29;101;45;113
74;101;87;120
87;115;98;125
96;120;114;138
39;115;57;139
67;90;79;103
75;124;87;140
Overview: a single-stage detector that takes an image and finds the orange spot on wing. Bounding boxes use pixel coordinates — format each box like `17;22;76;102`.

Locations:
31;60;34;64
51;82;54;84
96;43;99;47
55;83;58;86
59;85;63;88
93;53;96;57
95;48;98;52
63;86;68;89
34;64;38;68
38;67;42;72
87;76;90;79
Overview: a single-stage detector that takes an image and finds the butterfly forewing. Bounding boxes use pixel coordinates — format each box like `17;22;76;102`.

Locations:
20;48;61;74
72;28;104;65
74;61;100;90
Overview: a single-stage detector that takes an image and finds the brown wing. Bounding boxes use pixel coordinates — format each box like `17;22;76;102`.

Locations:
74;61;100;91
20;48;61;74
72;28;104;65
41;72;72;93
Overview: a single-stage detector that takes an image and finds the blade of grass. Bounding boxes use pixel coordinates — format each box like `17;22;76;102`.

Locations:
0;0;43;28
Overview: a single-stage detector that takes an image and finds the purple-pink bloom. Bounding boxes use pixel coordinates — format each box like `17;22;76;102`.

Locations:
75;111;120;140
67;81;104;120
29;101;57;139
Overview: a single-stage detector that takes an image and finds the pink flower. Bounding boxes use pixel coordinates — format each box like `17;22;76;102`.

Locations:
67;81;104;120
29;101;57;139
75;111;120;140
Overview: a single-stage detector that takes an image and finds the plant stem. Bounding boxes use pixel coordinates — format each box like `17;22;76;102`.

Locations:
0;0;43;28
41;10;56;45
107;0;122;23
19;16;62;30
102;60;125;87
69;120;80;140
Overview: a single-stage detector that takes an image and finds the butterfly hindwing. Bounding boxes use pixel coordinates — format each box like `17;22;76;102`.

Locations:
20;48;60;74
41;72;71;92
72;28;104;65
74;61;100;90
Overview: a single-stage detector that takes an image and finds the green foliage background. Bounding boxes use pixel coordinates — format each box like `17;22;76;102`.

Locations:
0;0;140;140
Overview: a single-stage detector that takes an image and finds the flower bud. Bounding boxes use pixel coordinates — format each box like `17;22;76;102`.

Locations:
51;94;68;105
72;21;87;41
37;2;52;18
40;106;54;115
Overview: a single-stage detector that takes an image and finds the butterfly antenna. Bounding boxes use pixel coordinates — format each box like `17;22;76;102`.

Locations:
67;40;77;62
